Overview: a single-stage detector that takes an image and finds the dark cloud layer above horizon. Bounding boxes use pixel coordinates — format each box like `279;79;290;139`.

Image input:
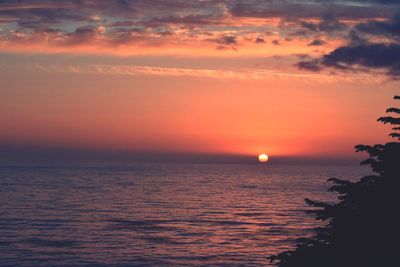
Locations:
1;1;398;34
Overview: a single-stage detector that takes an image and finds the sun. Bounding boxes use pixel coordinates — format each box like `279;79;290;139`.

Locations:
258;153;269;163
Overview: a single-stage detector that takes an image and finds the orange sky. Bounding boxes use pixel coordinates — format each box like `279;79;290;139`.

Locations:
0;0;399;161
0;59;397;158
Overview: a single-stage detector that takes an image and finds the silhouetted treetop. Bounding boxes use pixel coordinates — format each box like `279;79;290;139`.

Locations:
270;95;400;267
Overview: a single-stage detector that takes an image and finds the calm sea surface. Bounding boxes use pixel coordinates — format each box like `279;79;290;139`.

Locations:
0;163;368;266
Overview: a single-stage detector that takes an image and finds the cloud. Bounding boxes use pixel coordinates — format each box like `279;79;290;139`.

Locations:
325;43;400;74
215;35;237;45
295;60;322;71
32;63;296;80
271;39;280;45
63;26;100;46
0;0;399;67
296;43;400;76
255;37;265;43
295;12;400;77
228;0;397;20
355;14;400;39
0;1;86;28
19;62;387;84
308;39;326;46
299;13;346;34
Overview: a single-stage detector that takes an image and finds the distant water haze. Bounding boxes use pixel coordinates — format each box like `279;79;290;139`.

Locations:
0;144;365;167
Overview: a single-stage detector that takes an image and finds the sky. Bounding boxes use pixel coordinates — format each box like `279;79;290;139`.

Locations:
0;0;400;164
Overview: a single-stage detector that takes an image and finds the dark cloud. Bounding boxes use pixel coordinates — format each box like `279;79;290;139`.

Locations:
215;45;237;51
300;13;346;34
0;0;222;26
308;39;326;46
230;1;338;20
229;0;397;20
355;14;400;39
295;60;322;72
324;43;400;71
255;37;265;43
297;44;400;76
271;39;280;45
0;3;87;28
2;0;395;32
107;27;143;45
215;35;237;45
1;0;400;61
137;14;223;29
296;12;400;77
276;12;348;44
348;30;368;46
0;0;230;48
65;26;98;45
109;20;136;27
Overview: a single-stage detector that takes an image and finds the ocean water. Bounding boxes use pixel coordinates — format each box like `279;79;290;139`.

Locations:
0;163;369;267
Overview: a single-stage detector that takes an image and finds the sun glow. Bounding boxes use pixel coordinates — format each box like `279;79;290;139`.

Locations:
258;153;269;163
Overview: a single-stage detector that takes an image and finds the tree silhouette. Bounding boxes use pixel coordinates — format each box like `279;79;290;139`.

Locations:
270;95;400;267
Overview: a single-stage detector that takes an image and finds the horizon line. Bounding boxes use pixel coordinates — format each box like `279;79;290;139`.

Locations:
0;145;366;167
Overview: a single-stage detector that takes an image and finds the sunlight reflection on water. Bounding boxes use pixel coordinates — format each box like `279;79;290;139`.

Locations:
0;163;368;266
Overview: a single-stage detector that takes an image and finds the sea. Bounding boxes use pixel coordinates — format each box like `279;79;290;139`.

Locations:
0;163;369;267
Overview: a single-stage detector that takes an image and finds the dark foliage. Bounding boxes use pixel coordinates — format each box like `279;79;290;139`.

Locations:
270;95;400;267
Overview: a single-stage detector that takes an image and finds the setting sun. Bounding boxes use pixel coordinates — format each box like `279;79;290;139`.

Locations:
258;153;269;163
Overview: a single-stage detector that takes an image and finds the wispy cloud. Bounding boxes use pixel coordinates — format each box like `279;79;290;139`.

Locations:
24;63;388;84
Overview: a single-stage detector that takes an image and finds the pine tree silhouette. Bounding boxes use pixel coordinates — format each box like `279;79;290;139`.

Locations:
270;95;400;267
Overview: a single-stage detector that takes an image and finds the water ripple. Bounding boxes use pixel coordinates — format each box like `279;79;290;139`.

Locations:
0;163;368;266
